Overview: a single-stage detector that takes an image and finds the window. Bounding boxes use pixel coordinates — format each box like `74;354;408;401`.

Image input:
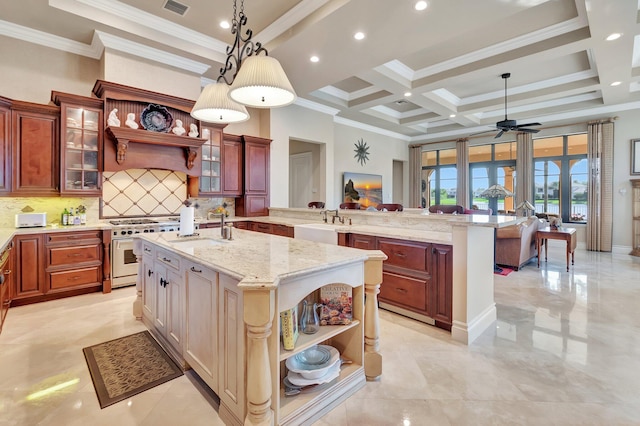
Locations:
421;148;457;207
469;142;516;213
533;134;587;223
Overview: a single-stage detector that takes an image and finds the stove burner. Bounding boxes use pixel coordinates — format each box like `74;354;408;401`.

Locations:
109;219;158;225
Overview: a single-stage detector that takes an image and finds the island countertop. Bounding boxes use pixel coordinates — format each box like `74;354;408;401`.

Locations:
135;227;375;288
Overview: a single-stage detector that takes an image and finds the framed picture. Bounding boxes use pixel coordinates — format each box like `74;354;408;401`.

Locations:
343;172;382;208
633;139;640;175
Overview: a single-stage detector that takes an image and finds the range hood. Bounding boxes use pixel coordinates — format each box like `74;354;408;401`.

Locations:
92;80;226;176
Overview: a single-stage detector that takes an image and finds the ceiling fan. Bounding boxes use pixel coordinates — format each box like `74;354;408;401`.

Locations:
472;73;541;138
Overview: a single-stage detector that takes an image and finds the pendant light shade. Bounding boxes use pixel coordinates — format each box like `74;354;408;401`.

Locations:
229;56;297;108
191;83;249;124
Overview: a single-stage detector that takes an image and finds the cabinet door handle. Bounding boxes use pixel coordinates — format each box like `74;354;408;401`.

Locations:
395;287;408;293
148;269;153;277
159;277;166;287
162;257;172;263
190;266;202;273
4;269;10;275
392;251;406;258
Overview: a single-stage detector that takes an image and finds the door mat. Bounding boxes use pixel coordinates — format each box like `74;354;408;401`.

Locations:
494;266;514;276
83;330;183;408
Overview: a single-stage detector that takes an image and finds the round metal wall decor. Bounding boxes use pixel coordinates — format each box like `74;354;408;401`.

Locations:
354;138;370;166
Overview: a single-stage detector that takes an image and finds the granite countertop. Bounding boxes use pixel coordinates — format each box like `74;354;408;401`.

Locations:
138;228;374;289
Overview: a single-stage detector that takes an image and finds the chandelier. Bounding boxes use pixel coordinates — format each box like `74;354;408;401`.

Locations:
191;0;297;124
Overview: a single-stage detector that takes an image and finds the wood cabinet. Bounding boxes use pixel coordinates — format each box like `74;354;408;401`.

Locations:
52;93;104;196
344;233;453;331
10;101;60;196
236;135;271;217
45;230;102;295
0;97;10;194
147;247;185;364
184;261;219;393
0;242;14;333
12;234;45;302
245;221;294;237
222;134;243;195
12;231;103;306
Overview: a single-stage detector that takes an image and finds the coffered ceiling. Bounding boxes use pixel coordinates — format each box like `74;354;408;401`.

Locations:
2;0;640;142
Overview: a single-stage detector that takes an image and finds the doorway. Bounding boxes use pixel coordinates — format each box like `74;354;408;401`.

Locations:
392;160;404;204
289;152;313;208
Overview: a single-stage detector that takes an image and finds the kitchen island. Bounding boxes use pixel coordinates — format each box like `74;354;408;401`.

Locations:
133;227;386;426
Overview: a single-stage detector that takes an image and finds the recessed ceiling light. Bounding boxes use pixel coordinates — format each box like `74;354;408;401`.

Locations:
415;1;427;11
404;92;412;97
449;114;456;118
606;33;621;41
310;56;319;63
220;20;230;29
354;32;365;40
610;81;621;86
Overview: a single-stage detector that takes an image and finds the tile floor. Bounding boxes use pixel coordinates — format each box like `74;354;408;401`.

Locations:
1;243;639;425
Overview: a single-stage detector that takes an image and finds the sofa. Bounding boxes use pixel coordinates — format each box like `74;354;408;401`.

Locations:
495;216;544;270
428;204;464;214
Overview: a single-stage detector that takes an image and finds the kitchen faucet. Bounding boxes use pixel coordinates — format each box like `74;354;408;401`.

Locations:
321;209;338;223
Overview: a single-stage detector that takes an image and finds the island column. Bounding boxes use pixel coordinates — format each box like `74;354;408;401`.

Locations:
364;251;387;380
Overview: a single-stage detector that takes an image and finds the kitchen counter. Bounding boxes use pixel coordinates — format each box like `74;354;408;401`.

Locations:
134;227;387;426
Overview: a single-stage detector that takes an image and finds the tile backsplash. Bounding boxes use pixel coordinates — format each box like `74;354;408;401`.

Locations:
101;169;187;218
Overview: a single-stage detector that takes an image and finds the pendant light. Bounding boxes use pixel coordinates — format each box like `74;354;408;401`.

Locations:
191;0;296;123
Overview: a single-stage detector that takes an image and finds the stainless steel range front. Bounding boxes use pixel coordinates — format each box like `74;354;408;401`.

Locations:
109;218;185;288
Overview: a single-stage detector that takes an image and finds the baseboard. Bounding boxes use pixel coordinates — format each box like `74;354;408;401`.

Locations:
451;303;496;345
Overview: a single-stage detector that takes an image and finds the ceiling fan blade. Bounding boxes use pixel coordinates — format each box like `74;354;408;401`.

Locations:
516;122;541;128
518;128;540;134
469;128;497;136
494;130;505;139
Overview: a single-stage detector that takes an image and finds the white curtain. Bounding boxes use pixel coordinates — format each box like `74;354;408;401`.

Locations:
515;132;533;208
409;145;422;208
456;138;469;208
587;120;614;252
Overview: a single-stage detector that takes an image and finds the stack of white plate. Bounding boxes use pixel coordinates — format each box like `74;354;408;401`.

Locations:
285;345;341;386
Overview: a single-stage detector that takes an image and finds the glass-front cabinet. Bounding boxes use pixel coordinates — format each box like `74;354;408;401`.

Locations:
199;125;223;194
52;93;103;196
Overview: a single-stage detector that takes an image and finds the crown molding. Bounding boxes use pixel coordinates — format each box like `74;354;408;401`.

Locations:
0;19;101;58
94;31;210;75
294;97;340;116
334;116;410;141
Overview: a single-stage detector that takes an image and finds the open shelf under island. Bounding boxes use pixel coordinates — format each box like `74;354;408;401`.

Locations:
132;228;386;426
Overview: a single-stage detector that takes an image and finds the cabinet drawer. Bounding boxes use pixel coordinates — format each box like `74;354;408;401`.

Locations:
379;272;428;312
49;244;100;266
47;230;101;245
271;224;292;237
378;239;428;271
157;250;180;270
253;222;272;234
142;243;154;256
49;266;100;290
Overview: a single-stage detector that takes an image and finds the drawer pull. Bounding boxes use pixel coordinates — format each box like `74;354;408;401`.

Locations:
190;266;202;273
68;276;81;281
392;251;407;258
395;287;408;293
67;253;82;257
144;248;151;253
162;257;172;263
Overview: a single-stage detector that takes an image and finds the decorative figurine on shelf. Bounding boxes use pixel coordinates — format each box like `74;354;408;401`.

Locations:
125;113;138;129
188;123;199;138
107;108;120;127
172;119;186;136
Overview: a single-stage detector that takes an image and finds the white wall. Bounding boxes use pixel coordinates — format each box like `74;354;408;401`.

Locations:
270;105;335;206
0;36;99;104
333;123;409;206
611;109;640;251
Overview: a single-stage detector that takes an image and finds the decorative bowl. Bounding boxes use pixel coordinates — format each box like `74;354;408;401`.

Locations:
285;345;339;379
140;104;173;133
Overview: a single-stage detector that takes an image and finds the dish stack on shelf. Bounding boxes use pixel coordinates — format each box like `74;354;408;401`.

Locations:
285;345;341;387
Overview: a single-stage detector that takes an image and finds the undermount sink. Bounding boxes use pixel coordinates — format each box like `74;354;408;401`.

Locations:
293;223;338;245
166;237;228;248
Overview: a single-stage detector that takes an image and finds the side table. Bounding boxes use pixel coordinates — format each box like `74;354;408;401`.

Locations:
536;227;576;272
